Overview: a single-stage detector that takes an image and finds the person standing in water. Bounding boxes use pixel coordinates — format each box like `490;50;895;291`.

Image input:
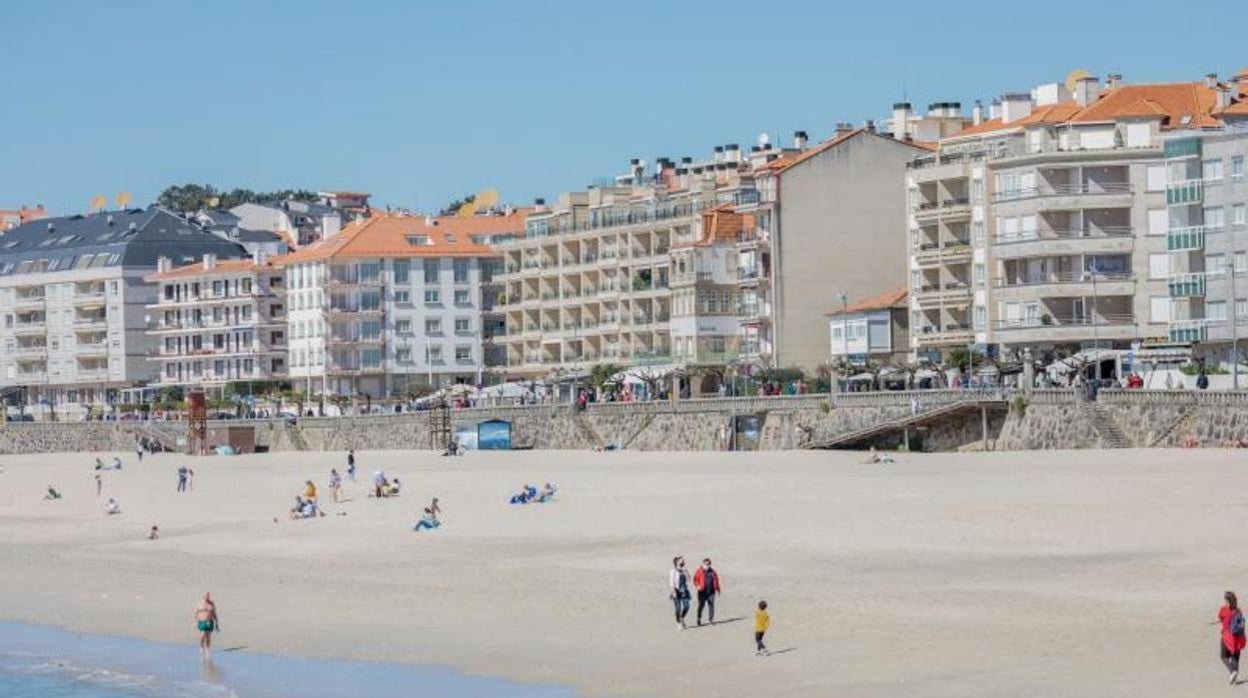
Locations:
194;593;219;654
669;556;692;629
1217;590;1246;684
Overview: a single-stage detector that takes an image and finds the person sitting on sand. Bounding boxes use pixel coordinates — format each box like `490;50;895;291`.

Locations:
384;478;401;497
104;497;121;515
537;482;557;503
430;497;442;519
148;525;159;540
862;447;894;465
510;485;532;505
371;470;387;498
289;496;309;519
111;456;123;471
45;485;62;500
412;507;440;531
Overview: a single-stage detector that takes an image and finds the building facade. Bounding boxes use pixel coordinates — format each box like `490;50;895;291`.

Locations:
827;287;909;365
275;210;524;398
145;253;287;389
0;209;247;415
907;74;1230;364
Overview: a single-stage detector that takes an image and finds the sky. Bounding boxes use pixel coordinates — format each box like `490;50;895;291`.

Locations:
4;0;1246;215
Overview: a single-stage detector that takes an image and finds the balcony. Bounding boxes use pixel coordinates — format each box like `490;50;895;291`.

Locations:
914;242;973;267
12;321;46;335
1167;179;1203;206
913;197;972;221
993;228;1134;259
1167;225;1205;252
14;293;45;310
994;271;1135;299
1168;273;1206;298
325;277;383;288
14;344;47;358
73;292;107;307
912;284;973;307
913;325;974;346
994;314;1137;343
74;314;108;329
77;342;109;357
1169;319;1207;343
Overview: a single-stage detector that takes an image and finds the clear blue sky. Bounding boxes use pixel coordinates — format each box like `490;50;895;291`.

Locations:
4;0;1245;215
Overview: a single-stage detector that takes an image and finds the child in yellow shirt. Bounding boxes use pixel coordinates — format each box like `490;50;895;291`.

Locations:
754;600;770;656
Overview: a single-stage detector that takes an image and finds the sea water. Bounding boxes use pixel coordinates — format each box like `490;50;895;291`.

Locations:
0;622;574;698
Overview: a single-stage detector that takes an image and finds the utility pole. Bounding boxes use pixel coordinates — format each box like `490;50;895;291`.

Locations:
840;293;849;392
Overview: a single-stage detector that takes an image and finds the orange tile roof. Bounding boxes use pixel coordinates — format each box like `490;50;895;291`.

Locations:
767;129;931;174
946;117;1011;139
678;204;753;248
274;209;528;265
1069;82;1219;128
826;286;908;316
1220;99;1248;116
147;258;277;281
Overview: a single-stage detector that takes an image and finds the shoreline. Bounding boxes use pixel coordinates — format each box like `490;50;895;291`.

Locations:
1;448;1245;696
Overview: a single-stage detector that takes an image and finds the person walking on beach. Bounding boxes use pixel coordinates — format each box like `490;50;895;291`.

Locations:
135;441;144;463
754;600;770;656
669;556;692;629
176;465;189;493
328;469;342;503
347;449;357;481
95;472;103;497
693;558;721;626
1217;590;1246;684
194;593;219;654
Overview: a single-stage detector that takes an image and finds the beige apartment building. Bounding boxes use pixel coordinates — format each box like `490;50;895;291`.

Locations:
906;74;1231;364
145;253;287;389
494;145;782;382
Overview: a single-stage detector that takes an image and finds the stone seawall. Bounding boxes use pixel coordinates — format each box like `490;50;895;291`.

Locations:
6;390;1248;455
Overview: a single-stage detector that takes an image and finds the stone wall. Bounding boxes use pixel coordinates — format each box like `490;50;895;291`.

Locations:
0;422;143;455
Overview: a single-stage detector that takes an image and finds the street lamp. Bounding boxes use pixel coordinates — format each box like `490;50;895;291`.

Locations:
839;293;849;392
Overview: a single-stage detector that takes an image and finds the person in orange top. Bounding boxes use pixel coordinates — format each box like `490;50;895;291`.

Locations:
754;600;770;656
1216;590;1247;684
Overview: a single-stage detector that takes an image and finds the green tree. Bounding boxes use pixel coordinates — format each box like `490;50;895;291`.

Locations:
439;194;476;215
156;184;319;212
587;363;622;393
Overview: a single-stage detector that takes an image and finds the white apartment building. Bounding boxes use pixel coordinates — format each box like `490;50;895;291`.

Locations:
145;253;287;390
906;73;1230;364
0;209;247;414
275;210;525;398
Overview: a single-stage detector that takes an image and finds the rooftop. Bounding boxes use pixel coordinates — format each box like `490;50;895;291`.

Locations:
274;209;529;264
147;257;278;281
827;286;909;316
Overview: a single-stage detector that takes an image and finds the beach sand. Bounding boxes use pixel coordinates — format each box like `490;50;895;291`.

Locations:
0;447;1243;697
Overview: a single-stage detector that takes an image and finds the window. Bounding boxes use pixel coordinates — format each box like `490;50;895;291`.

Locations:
970;179;983;203
1237;252;1247;274
453;259;469;283
1208;300;1228;322
396;347;412;364
393;261;409;284
971;221;985;246
426;345;442;364
394;290;410;304
455;345;472;362
1204;206;1226;230
395;319;411;334
361;348;382;368
973;263;985;287
1150;296;1171;323
454;289;471;306
1148;253;1170;280
424;289;441;304
1233;156;1245;180
425;318;442;335
424;259;439;283
1203;159;1224;182
406;235;430;246
974;305;986;330
1236;205;1247;227
1207;253;1227;277
1147;209;1168;236
1146;165;1167;192
455;317;471;334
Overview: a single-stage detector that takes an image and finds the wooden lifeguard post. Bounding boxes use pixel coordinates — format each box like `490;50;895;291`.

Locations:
186;389;208;456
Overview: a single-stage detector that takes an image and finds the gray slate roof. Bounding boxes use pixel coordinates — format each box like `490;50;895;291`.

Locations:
0;208;248;275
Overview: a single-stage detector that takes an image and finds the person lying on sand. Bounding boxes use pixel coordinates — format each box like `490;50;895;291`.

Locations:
537;482;557;503
104;497;121;515
384;478;402;497
862;447;894;465
289;496;313;519
45;485;62;500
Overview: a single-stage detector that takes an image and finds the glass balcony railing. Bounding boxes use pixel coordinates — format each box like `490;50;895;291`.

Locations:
1167;225;1205;252
1167;273;1206;298
1167;179;1203;206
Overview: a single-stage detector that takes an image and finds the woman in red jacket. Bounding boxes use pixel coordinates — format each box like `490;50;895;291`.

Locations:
1217;590;1246;684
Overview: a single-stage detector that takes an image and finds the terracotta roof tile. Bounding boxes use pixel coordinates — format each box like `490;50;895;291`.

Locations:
678;204;753;248
273;209;528;265
826;286;908;316
1067;82;1220;128
768;129;931;174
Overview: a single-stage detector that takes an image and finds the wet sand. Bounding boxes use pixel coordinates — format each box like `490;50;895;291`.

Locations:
0;448;1243;697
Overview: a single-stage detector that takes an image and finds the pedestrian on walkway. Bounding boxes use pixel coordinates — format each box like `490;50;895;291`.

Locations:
669;556;692;629
176;465;189;492
693;558;721;626
1216;590;1246;684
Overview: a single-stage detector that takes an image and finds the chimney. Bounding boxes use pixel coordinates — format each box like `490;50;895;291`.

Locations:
202;253;217;271
128;221;137;232
793;130;808;149
725;143;741;163
892;102;912;140
106;215;114;226
1074;76;1100;107
989;98;1002;120
1000;93;1033;122
629;157;644;181
533;197;547;213
46;221;54;234
835;122;854;136
1106;73;1123;91
947;101;962;118
1218;85;1234;109
253;248;268;267
424;214;435;227
972;100;984;126
713;145;724;163
156;256;171;274
864;119;876;134
1206;73;1219;89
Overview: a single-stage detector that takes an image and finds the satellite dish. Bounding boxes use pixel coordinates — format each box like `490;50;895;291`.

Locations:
207;196;221;208
456;201;476;218
1065;68;1091;93
758;132;770;148
90;195;106;212
456;188;500;218
115;192;132;208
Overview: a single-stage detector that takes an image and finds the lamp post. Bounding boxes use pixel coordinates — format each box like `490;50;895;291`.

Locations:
839;293;849;392
1231;262;1240;390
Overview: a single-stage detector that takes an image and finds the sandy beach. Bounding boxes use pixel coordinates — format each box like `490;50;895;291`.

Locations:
0;447;1244;697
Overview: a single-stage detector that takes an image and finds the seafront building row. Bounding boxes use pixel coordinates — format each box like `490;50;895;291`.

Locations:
5;67;1248;412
